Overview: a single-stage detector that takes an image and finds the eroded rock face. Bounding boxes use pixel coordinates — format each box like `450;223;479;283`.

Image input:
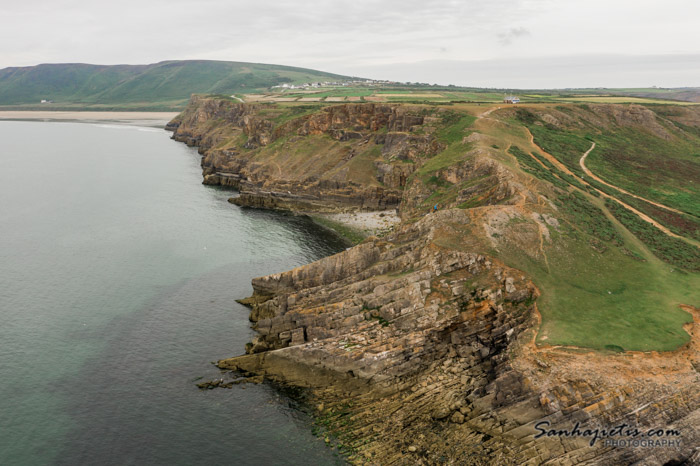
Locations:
379;131;444;162
299;103;427;135
169;99;442;212
170;98;700;464
399;147;524;216
591;104;672;140
221;211;700;465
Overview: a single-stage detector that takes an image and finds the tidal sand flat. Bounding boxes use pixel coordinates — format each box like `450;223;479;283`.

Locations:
0;111;179;127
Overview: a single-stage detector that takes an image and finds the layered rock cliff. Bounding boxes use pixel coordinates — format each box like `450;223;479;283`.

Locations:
220;210;700;465
169;96;445;212
170;98;700;465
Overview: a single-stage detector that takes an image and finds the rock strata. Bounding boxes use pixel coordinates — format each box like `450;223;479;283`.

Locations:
168;98;700;465
168;97;444;213
220;212;700;464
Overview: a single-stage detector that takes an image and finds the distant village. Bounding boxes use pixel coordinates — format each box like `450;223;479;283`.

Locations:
271;79;397;90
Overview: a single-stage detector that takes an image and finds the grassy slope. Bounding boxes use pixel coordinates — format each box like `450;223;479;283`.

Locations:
0;60;353;109
495;106;699;351
516;106;700;218
586;129;700;217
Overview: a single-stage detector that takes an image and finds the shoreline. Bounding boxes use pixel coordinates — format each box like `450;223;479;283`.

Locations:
0;111;179;128
172;97;700;465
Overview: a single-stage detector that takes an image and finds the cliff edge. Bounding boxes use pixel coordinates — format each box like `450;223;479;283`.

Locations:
169;97;700;464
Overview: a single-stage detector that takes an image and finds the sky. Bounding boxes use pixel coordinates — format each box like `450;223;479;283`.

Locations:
1;0;699;88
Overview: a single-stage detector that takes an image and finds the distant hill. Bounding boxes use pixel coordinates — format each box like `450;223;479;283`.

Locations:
0;60;355;110
615;87;700;103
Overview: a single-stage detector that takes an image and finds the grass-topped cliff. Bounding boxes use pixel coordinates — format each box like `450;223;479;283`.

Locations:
172;97;700;464
170;97;699;352
0;60;353;110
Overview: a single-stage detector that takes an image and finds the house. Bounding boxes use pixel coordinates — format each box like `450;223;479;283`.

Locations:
503;96;520;104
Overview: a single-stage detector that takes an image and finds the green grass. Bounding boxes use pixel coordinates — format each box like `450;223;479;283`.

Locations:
605;199;700;272
435;112;477;144
555;191;624;247
411;111;476;180
617;194;700;242
584;128;700;217
416;142;470;178
524;129;591;176
440;198;697;351
531;240;695;351
496;207;696;351
482;118;699;350
426;175;453;188
553;96;695;105
268;104;320;127
508;145;569;190
514;106;700;218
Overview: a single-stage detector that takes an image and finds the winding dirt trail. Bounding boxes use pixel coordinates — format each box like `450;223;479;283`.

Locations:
525;128;576;176
521;129;685;239
579;143;684;214
478;106;500;118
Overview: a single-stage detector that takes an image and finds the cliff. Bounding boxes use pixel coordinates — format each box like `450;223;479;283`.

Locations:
169;98;700;464
220;211;700;465
169;96;445;213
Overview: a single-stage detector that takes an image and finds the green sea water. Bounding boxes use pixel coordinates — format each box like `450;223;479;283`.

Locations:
0;121;346;465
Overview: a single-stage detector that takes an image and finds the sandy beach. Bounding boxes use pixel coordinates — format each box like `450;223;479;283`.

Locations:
0;111;179;128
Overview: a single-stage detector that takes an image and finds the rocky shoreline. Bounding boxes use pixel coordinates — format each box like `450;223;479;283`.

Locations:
168;98;700;465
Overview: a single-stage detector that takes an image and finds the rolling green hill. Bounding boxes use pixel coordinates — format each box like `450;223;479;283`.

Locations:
0;60;355;110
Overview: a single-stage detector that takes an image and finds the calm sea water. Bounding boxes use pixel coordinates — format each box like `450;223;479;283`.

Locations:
0;121;346;465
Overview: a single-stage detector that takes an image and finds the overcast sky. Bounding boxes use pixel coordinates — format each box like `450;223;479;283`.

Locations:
2;0;699;88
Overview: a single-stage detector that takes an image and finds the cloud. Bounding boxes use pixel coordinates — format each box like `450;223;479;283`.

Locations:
498;27;531;46
0;0;698;88
343;54;700;88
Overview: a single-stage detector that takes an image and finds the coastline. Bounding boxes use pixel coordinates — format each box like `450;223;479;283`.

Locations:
170;98;700;465
0;111;179;128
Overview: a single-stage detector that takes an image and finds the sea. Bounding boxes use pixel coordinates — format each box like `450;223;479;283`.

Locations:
0;120;346;465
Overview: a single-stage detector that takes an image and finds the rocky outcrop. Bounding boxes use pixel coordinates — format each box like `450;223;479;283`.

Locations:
590;104;672;140
375;162;415;189
220;210;700;465
168;98;445;213
400;146;525;217
299;103;428;135
379;131;444;162
230;180;402;212
172;98;700;464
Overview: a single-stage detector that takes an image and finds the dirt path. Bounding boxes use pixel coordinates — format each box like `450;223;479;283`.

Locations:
579;143;685;214
478;106;501;118
522;129;685;239
524;128;576;176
